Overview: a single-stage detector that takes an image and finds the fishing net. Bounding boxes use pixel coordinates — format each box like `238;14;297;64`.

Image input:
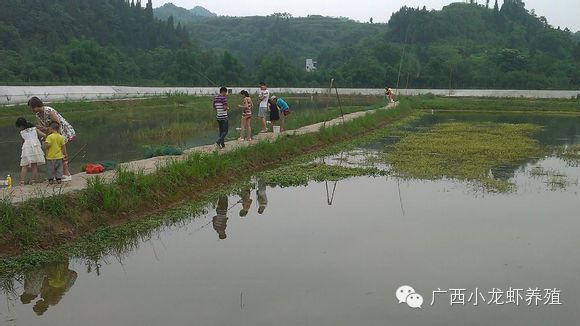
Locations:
98;161;118;171
143;146;183;158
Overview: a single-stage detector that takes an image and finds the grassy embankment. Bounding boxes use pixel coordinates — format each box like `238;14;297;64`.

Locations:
0;99;412;260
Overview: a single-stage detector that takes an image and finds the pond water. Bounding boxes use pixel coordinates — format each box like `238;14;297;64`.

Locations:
0;95;381;180
1;111;579;325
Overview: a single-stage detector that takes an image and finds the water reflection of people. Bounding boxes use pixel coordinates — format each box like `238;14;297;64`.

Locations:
256;181;268;214
239;188;252;217
213;195;229;240
20;268;45;305
24;260;78;316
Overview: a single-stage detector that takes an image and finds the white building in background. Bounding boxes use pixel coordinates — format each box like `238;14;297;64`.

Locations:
306;59;317;72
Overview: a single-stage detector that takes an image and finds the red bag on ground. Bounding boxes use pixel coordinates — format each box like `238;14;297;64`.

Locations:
85;163;105;174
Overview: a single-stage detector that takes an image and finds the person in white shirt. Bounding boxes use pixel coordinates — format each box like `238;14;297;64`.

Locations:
257;82;270;133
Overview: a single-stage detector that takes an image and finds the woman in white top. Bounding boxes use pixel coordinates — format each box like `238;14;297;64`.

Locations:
15;117;46;185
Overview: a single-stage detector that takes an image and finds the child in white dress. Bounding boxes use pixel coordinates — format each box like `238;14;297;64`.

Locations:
16;117;46;185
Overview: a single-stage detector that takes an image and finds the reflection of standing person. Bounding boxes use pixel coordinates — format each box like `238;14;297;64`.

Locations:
257;82;270;133
256;180;268;214
28;97;75;181
20;268;46;305
32;260;78;316
213;87;229;149
239;188;252;217
213;195;229;240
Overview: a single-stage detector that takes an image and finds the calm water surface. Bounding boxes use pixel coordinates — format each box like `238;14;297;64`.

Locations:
0;112;579;326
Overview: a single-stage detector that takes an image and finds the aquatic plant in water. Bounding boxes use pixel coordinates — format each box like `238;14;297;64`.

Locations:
384;122;544;192
552;144;580;167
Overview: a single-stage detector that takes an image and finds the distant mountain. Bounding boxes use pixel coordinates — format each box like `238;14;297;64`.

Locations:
154;3;216;24
190;6;216;17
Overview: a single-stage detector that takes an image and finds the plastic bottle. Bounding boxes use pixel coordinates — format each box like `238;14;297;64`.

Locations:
6;175;12;188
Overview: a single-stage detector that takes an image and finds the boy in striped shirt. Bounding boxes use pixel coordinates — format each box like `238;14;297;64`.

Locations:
213;87;229;148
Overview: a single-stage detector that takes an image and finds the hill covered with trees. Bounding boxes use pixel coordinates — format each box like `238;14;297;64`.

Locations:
0;0;229;85
0;0;579;89
153;3;216;23
184;0;580;89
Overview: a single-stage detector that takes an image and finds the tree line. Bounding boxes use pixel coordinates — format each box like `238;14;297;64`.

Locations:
184;1;580;89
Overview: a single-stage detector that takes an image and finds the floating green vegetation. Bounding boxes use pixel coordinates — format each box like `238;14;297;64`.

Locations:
529;166;566;177
529;166;578;191
384;122;544;192
552;144;580;167
258;163;387;188
546;175;569;191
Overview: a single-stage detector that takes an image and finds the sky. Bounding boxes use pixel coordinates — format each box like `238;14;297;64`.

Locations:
153;0;580;32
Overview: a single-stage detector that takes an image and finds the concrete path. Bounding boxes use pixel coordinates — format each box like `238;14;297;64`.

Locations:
1;103;397;203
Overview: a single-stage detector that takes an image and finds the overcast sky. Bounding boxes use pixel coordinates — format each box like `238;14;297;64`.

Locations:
153;0;579;32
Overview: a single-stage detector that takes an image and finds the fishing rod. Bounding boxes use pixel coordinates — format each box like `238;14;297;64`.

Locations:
396;26;410;89
67;143;88;164
194;69;219;87
396;178;406;217
324;151;346;206
329;78;345;123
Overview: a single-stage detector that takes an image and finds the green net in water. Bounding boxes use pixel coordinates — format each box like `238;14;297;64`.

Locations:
143;146;184;158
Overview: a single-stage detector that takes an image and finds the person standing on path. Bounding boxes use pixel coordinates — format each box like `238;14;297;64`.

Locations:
271;95;290;132
44;122;67;184
15;117;46;185
257;82;270;133
385;86;396;103
268;96;280;130
238;90;253;141
28;97;75;181
213;87;229;149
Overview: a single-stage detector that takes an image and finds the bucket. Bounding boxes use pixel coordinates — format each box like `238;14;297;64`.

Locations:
273;126;281;134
